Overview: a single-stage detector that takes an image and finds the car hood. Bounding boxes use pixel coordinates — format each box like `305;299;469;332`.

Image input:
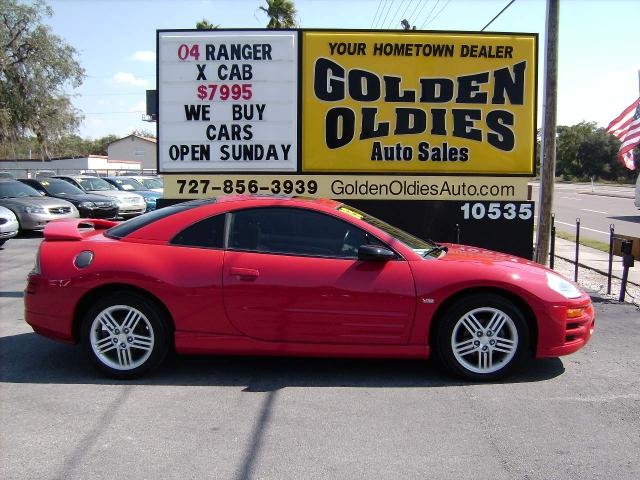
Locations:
438;243;553;276
0;196;75;209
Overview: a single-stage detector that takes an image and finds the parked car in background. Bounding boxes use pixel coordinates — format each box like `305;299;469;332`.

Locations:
635;174;640;209
24;196;594;380
19;178;119;219
0;179;78;230
125;176;163;194
54;175;146;218
103;176;163;212
34;170;57;179
0;205;19;247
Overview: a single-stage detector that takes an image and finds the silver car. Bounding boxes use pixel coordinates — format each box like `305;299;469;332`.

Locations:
0;205;19;247
0;180;79;230
54;175;146;218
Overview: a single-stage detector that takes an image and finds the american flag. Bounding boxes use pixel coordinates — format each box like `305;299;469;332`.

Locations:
606;97;640;170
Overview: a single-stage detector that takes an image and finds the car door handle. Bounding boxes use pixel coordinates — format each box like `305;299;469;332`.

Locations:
230;267;260;280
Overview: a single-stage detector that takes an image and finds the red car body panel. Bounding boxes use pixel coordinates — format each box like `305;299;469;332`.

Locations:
24;197;595;363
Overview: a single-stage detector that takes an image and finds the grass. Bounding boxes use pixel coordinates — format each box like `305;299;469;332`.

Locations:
555;230;610;253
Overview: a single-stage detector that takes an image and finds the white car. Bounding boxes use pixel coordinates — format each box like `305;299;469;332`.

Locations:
54;175;146;218
0;205;19;247
125;176;163;194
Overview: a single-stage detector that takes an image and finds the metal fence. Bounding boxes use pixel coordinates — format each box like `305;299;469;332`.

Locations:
0;168;159;179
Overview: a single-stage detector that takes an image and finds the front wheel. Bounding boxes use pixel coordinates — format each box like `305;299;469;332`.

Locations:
81;292;170;379
436;294;530;381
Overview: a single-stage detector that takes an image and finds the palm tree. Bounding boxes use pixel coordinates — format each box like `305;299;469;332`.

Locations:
196;19;219;30
259;0;298;29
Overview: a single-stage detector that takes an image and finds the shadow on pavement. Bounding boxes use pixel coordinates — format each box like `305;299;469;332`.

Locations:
0;332;565;388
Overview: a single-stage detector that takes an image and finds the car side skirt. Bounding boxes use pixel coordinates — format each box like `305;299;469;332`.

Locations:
174;332;430;359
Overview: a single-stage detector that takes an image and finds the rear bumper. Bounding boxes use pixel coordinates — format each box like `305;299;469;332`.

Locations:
24;274;78;343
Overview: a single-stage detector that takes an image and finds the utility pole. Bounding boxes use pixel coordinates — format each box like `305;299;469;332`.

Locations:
534;0;559;265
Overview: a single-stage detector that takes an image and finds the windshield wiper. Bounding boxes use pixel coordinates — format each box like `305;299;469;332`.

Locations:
423;245;448;256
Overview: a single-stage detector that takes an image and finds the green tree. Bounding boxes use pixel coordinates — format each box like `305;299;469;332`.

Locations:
259;0;298;29
0;0;85;159
196;19;219;30
129;129;156;139
555;121;635;182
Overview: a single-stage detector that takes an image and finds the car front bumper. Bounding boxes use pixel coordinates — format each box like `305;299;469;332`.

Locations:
535;295;595;358
16;210;78;230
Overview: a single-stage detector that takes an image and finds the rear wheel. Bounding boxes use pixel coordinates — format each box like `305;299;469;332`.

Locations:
436;294;529;381
81;292;170;379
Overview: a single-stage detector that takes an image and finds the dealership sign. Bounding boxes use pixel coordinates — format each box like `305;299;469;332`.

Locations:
302;31;537;174
157;30;298;172
157;29;536;177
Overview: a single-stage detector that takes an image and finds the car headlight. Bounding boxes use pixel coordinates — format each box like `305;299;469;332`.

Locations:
546;272;582;298
24;206;45;214
115;198;125;205
79;201;96;208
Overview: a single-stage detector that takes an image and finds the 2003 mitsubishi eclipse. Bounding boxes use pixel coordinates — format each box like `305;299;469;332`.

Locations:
24;196;594;380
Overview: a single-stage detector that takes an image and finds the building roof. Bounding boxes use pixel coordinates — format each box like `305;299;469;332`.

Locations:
108;134;157;146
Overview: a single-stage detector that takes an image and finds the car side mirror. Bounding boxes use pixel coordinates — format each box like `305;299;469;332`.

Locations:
357;244;396;261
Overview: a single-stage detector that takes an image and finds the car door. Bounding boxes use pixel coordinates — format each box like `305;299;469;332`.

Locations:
222;207;416;344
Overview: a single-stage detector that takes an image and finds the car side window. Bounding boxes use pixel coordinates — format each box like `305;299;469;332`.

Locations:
229;207;385;258
170;214;225;249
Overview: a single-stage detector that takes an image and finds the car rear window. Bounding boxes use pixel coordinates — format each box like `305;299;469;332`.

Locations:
105;198;217;239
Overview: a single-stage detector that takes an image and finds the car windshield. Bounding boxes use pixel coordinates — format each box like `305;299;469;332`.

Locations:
0;181;42;198
139;178;162;189
78;177;117;191
40;179;84;196
336;205;442;257
111;178;144;191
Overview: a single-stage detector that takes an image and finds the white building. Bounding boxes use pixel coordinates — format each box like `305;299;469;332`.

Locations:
107;135;157;171
0;155;141;178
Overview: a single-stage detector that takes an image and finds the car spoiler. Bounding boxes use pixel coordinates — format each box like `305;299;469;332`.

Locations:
43;218;118;241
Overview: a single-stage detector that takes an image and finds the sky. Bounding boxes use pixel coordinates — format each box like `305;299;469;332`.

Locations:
44;0;640;140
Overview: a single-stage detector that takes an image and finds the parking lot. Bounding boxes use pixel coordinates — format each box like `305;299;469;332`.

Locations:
2;234;640;480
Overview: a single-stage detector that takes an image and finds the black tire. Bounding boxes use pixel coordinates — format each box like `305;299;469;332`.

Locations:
436;294;530;381
81;292;170;379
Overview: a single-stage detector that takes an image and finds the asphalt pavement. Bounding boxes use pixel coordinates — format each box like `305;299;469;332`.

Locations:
2;233;640;479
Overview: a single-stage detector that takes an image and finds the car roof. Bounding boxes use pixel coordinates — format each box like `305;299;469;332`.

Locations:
56;175;99;179
109;195;342;241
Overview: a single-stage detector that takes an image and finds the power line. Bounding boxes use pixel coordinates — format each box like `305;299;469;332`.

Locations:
370;0;385;28
419;0;441;29
386;0;408;29
378;0;396;29
481;0;516;31
422;0;452;28
397;0;414;26
408;0;431;27
373;0;388;28
83;111;145;115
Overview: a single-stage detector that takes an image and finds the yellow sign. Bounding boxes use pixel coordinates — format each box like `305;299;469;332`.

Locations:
302;31;537;174
163;174;529;201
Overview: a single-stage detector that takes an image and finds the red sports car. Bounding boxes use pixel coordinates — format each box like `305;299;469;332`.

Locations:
24;196;594;380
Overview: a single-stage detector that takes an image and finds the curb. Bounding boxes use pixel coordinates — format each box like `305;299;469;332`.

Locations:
554;253;639;288
578;191;635;200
